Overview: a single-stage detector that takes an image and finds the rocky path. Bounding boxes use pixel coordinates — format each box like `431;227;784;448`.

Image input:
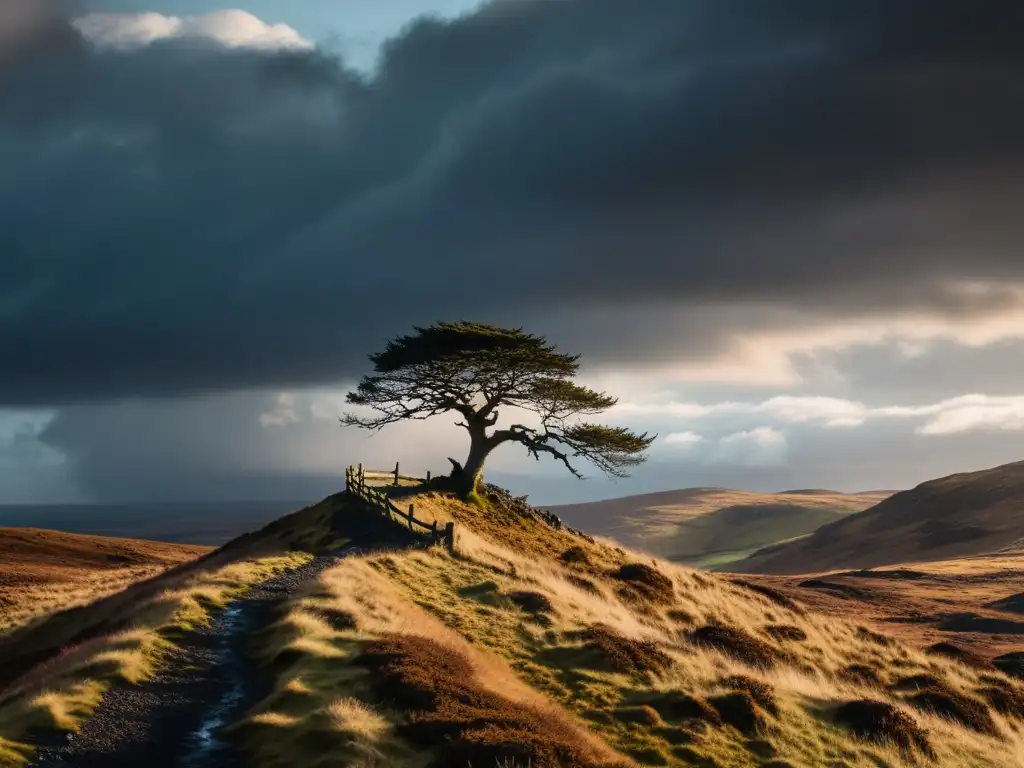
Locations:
32;553;347;768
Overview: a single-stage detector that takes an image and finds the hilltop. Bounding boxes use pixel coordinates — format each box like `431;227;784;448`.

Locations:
736;461;1024;574
545;487;891;568
2;475;1023;767
0;527;210;633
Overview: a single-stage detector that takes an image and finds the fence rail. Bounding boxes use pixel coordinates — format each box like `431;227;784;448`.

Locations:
360;461;433;487
345;464;454;551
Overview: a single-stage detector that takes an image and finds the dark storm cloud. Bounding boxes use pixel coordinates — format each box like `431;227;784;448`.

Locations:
3;0;1024;405
0;1;79;79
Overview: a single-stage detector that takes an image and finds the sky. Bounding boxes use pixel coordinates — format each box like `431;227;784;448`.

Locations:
3;0;1024;505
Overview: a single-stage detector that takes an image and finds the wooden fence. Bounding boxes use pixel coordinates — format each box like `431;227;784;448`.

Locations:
360;461;433;487
345;464;454;552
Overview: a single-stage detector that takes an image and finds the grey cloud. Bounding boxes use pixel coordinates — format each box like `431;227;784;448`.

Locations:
34;390;477;501
2;1;1024;405
800;340;1024;404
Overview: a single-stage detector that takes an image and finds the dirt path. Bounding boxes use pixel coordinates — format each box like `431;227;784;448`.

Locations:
32;553;345;768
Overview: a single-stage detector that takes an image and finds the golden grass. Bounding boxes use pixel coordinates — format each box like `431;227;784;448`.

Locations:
0;527;210;633
0;552;310;765
1;565;171;633
237;552;628;767
236;488;1024;768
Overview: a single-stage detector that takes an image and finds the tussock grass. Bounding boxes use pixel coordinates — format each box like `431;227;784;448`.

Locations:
0;552;310;764
237;487;1024;767
237;557;628;768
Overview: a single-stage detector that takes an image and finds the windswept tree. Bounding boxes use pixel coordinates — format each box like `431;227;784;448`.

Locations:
342;321;655;497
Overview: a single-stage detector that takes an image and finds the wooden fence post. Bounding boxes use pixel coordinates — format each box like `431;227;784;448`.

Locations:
426;470;431;483
444;522;455;553
394;461;400;486
408;503;414;530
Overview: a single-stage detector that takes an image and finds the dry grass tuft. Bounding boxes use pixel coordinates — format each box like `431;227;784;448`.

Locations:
357;634;628;768
707;691;765;735
838;664;883;687
906;687;998;735
576;624;674;677
644;691;722;726
689;625;783;669
610;563;675;605
729;579;806;615
889;672;946;692
994;651;1024;678
612;705;662;726
925;642;989;669
833;699;933;757
855;625;894;647
507;591;554;617
717;675;778;715
560;546;591;565
977;680;1024;719
762;625;806;643
565;574;600;595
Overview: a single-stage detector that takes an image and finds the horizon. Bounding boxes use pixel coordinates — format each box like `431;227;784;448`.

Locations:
4;1;1024;507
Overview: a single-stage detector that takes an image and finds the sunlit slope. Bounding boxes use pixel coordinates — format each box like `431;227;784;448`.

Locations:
0;527;211;632
236;484;1024;768
737;461;1024;574
545;488;890;567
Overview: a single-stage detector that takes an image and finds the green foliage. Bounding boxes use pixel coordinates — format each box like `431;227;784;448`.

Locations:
343;321;654;490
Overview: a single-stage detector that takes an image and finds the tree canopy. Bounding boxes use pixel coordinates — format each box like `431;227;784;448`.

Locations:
342;321;654;494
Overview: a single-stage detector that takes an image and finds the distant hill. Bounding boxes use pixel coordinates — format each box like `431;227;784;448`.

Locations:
544;487;891;568
735;461;1024;574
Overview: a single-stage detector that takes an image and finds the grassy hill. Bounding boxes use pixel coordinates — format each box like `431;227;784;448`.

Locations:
2;480;1024;767
544;488;891;568
736;461;1024;574
0;527;210;633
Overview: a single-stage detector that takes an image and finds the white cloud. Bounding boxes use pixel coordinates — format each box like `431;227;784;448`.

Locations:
259;392;299;427
72;10;313;52
622;391;1024;440
757;396;867;427
616;395;867;427
711;427;788;467
663;431;704;447
876;394;1024;435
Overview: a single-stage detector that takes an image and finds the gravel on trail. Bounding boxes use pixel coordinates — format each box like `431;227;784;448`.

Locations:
31;553;347;768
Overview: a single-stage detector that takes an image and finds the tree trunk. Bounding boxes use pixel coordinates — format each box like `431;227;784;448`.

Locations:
454;425;492;497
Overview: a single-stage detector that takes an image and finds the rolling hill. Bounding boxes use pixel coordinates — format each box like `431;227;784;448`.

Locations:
0;527;211;633
736;460;1024;574
544;487;892;568
3;478;1024;767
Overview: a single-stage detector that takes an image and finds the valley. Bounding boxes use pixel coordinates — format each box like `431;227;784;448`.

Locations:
545;487;891;569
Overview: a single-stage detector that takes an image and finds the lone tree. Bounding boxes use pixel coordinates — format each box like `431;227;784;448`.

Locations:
342;321;655;497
